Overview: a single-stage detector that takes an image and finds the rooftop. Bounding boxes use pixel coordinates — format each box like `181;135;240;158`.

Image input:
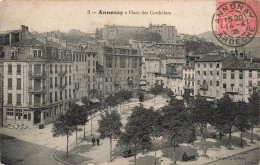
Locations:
195;54;231;62
222;61;260;70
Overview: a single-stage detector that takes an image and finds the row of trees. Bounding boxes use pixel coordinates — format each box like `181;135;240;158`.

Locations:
52;89;134;157
52;104;88;157
98;91;259;165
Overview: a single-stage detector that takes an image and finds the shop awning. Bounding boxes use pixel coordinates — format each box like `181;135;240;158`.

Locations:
89;98;100;103
76;101;85;106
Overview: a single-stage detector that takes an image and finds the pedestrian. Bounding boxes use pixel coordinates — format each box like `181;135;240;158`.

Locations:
97;137;100;146
92;137;95;146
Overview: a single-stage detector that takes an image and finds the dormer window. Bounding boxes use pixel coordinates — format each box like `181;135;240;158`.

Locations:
33;49;42;58
11;50;18;60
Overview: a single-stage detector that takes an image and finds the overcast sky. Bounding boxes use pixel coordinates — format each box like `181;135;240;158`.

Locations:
0;0;216;35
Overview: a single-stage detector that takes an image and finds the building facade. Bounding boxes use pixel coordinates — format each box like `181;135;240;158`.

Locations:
96;45;142;95
194;54;238;100
183;65;195;97
222;62;260;102
2;38;76;126
147;23;177;43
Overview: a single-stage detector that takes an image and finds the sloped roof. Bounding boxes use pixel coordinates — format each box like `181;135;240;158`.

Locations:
222;61;260;70
196;55;230;62
12;38;46;47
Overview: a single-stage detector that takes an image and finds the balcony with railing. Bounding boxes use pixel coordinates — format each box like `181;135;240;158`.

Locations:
200;83;208;90
225;88;239;94
28;86;46;93
28;71;46;79
183;85;194;90
28;102;46;108
58;71;67;77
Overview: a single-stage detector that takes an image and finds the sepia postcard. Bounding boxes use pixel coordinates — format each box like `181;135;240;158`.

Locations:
0;0;259;165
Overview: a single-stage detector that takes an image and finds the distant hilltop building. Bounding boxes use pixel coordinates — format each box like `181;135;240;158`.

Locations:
102;25;146;40
146;23;177;44
102;23;178;44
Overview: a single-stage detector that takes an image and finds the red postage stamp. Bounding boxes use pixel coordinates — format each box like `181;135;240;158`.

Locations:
212;1;259;47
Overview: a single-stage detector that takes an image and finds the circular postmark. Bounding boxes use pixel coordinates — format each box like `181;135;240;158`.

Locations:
212;1;258;47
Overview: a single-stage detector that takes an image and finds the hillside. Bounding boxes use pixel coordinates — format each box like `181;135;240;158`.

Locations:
197;31;260;58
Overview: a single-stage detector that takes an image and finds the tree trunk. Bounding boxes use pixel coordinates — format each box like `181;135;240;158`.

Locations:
219;131;222;140
251;125;254;143
110;136;112;162
154;150;157;165
76;125;78;145
240;130;243;147
228;128;232;149
91;110;93;135
134;143;137;165
172;142;177;165
66;133;69;157
84;123;86;139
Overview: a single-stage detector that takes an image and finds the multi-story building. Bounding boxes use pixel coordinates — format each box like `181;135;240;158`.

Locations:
2;38;74;126
70;47;97;101
147;23;177;43
222;62;260;102
141;53;166;91
96;44;142;95
183;65;195;97
102;25;146;40
156;74;183;95
194;54;238;100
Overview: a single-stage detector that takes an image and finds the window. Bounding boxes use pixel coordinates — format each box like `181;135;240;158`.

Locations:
60;91;62;100
8;64;12;74
49;78;52;88
216;81;219;86
55;65;58;73
257;81;260;86
33;49;42;57
7;109;14;119
210;80;212;86
249;71;252;78
65;76;67;85
120;57;126;68
204;63;206;68
69;65;71;73
210;63;213;68
106;56;112;68
17;78;21;90
216;71;219;76
132;57;138;68
55;92;58;101
197;80;200;85
11;50;18;59
15;109;22;120
216;63;220;68
17;65;21;75
55;77;58;87
223;83;226;88
239;70;243;79
197;71;200;75
204;71;206;76
223;72;226;79
65;89;67;99
249;80;252;86
69;76;71;85
17;94;21;105
50;64;53;74
258;71;260;78
197;63;200;68
8;94;12;104
69;89;71;98
8;78;12;90
231;71;235;79
28;113;31;121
